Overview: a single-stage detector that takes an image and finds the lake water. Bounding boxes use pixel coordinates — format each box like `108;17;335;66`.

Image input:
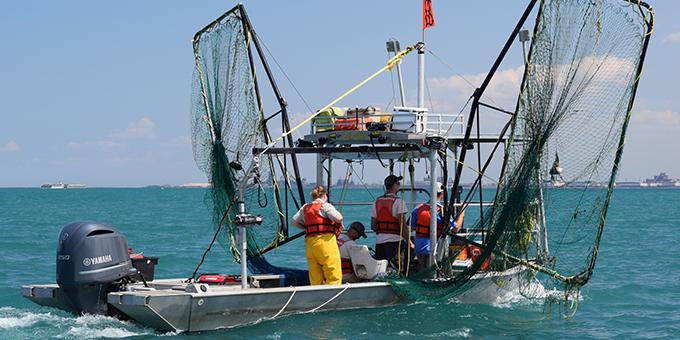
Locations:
0;188;678;339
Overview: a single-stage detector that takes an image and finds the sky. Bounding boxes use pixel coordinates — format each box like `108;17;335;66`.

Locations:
0;1;678;187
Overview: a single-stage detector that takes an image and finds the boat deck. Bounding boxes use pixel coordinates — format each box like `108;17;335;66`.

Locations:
22;266;526;332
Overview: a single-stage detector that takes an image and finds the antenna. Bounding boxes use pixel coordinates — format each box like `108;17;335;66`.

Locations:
386;39;406;106
519;29;530;65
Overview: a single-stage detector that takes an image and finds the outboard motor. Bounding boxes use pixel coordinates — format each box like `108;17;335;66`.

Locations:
56;221;133;315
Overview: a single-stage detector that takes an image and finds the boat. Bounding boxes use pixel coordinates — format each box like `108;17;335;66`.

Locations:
65;183;86;189
642;172;680;187
22;0;654;333
41;182;66;189
614;172;680;188
40;182;86;189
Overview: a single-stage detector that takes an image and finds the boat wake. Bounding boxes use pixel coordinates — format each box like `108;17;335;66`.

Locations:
397;328;471;338
0;307;61;329
490;278;582;310
490;278;547;309
0;306;151;339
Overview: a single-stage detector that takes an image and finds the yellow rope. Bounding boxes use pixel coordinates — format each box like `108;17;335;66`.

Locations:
259;45;415;154
637;0;654;37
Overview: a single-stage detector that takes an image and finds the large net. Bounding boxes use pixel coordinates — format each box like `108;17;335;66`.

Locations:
190;6;308;284
498;0;652;285
188;0;653;306
390;0;652;302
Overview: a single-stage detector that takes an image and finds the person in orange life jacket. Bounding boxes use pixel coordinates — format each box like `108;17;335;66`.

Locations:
292;185;343;285
336;221;368;283
411;182;466;272
371;175;411;267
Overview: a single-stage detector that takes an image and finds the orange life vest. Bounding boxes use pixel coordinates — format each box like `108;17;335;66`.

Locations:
374;194;402;235
303;201;341;237
336;236;353;275
414;203;444;238
468;244;493;271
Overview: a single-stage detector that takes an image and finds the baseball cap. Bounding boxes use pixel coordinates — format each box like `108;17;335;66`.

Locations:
384;175;403;189
348;221;367;238
436;182;444;193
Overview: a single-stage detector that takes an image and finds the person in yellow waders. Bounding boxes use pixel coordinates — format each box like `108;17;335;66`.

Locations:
292;185;343;285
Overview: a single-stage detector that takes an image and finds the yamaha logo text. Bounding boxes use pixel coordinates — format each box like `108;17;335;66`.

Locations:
82;254;112;267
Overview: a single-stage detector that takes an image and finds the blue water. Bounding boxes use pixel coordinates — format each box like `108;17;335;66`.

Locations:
0;188;678;339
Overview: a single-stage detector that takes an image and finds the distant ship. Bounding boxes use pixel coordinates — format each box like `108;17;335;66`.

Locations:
641;172;680;187
40;182;86;189
41;182;66;189
66;183;86;189
615;172;680;188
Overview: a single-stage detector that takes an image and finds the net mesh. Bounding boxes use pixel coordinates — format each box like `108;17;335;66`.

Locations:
191;8;308;284
389;0;651;302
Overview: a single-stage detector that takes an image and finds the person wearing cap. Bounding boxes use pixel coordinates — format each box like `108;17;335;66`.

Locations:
336;221;368;283
292;185;343;285
371;175;410;269
411;182;465;272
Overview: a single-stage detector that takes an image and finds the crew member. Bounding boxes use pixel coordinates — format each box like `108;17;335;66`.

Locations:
411;182;465;272
371;175;410;270
336;221;368;283
292;185;343;285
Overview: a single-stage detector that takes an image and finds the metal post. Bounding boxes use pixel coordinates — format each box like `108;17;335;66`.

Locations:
316;154;324;186
326;159;333;198
237;201;248;289
396;61;406;107
428;149;438;267
417;43;425;109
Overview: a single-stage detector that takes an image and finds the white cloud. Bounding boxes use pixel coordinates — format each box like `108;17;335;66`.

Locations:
161;136;191;148
111;117;155;139
0;140;20;153
632;109;680;126
662;32;680;44
96;140;127;148
65;118;153;151
65;140;126;150
427;66;525;113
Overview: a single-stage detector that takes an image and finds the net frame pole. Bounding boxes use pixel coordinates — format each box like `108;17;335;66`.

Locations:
444;0;539;233
238;9;288;239
491;0;545;223
238;5;307;210
475;104;485;243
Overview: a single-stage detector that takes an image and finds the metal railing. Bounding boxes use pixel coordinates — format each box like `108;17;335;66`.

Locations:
311;109;464;137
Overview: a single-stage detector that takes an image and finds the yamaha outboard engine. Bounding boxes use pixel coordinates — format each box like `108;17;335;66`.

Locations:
56;221;133;315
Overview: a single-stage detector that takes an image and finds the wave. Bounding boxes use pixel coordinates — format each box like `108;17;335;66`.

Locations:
0;307;151;339
0;310;61;329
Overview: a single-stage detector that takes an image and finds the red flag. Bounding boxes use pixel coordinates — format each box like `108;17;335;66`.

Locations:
423;0;436;30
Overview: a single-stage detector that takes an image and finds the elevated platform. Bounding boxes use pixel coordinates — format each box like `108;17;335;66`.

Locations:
256;131;516;161
303;130;514;147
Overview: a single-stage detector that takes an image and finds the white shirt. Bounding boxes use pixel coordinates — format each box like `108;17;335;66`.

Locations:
371;193;407;244
337;234;355;259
